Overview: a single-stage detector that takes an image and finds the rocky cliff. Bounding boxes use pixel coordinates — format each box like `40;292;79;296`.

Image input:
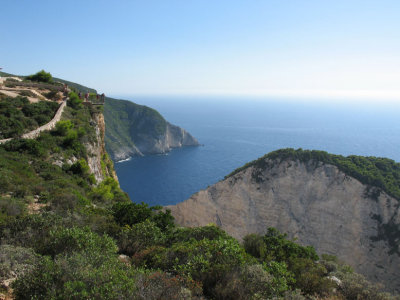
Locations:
84;112;118;183
168;150;400;292
104;97;199;161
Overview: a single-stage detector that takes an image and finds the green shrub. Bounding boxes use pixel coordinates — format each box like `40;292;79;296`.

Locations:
0;245;39;282
55;120;73;136
26;70;53;83
215;264;283;299
67;91;83;109
47;226;117;257
117;219;165;256
112;201;174;232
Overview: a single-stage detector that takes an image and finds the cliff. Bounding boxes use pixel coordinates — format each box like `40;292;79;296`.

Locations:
168;149;400;292
104;97;199;161
84;112;118;183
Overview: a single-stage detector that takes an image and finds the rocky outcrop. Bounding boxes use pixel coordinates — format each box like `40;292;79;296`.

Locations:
168;157;400;292
85;112;118;183
104;97;199;161
132;122;199;156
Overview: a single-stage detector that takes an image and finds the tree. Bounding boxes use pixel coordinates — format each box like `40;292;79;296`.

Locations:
26;70;53;83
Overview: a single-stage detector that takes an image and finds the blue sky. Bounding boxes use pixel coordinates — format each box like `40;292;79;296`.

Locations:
1;0;400;100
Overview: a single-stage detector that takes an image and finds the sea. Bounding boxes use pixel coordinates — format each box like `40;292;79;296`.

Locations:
113;96;400;207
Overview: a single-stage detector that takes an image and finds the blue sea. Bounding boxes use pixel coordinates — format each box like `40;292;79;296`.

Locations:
113;96;400;207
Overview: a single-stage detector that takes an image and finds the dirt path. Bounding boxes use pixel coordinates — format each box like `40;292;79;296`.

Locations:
0;98;67;144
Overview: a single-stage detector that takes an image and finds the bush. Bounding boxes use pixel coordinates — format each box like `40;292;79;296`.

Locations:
55;120;73;136
135;271;203;300
26;70;53;83
12;251;138;299
339;272;393;300
67;91;83;109
117;219;165;256
215;264;281;299
0;245;39;282
112;201;174;232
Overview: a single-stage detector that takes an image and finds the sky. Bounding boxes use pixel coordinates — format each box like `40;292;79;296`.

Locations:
1;0;400;101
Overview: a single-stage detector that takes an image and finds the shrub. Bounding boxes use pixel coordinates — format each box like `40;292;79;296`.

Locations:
12;251;138;299
112;201;174;232
117;219;165;256
69;159;90;177
26;70;53;83
215;264;281;299
47;226;117;257
67;91;83;109
168;224;230;245
135;271;203;300
0;245;39;282
55;120;73;136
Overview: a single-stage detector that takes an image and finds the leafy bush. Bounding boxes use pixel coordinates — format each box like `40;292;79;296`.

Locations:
67;91;83;109
0;245;39;282
117;219;165;256
135;271;203;299
26;70;53;83
214;264;280;299
112;201;174;232
12;245;138;299
55;120;73;136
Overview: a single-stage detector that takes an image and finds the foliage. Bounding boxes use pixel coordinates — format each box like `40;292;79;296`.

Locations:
112;201;175;231
12;231;138;299
133;235;250;298
67;91;83;109
243;228;333;296
117;219;165;256
214;264;281;299
26;70;53;83
135;271;203;299
0;95;58;138
339;272;394;300
0;245;39;281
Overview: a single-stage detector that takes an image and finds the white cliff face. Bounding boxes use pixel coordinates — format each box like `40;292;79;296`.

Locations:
167;158;400;292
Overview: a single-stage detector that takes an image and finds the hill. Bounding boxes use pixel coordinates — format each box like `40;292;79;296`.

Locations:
104;97;199;161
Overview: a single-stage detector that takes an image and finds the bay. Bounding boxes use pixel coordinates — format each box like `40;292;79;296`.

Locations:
113;96;400;207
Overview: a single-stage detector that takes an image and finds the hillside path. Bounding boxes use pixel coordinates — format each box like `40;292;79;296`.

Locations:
0;98;67;144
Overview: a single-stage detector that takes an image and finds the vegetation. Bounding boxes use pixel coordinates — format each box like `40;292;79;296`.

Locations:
227;148;400;201
26;70;53;83
0;94;59;139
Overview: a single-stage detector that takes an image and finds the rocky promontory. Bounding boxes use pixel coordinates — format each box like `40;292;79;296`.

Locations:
104;97;199;161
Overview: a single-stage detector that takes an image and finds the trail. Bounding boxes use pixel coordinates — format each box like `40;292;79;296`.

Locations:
0;98;67;144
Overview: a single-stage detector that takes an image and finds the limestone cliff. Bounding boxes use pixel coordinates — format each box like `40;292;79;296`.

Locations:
84;112;118;183
104;97;199;161
168;151;400;292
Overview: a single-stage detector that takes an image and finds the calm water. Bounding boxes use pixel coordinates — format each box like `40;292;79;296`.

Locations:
113;96;400;207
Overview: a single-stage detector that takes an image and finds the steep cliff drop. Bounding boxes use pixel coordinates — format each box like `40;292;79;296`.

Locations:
167;149;400;292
